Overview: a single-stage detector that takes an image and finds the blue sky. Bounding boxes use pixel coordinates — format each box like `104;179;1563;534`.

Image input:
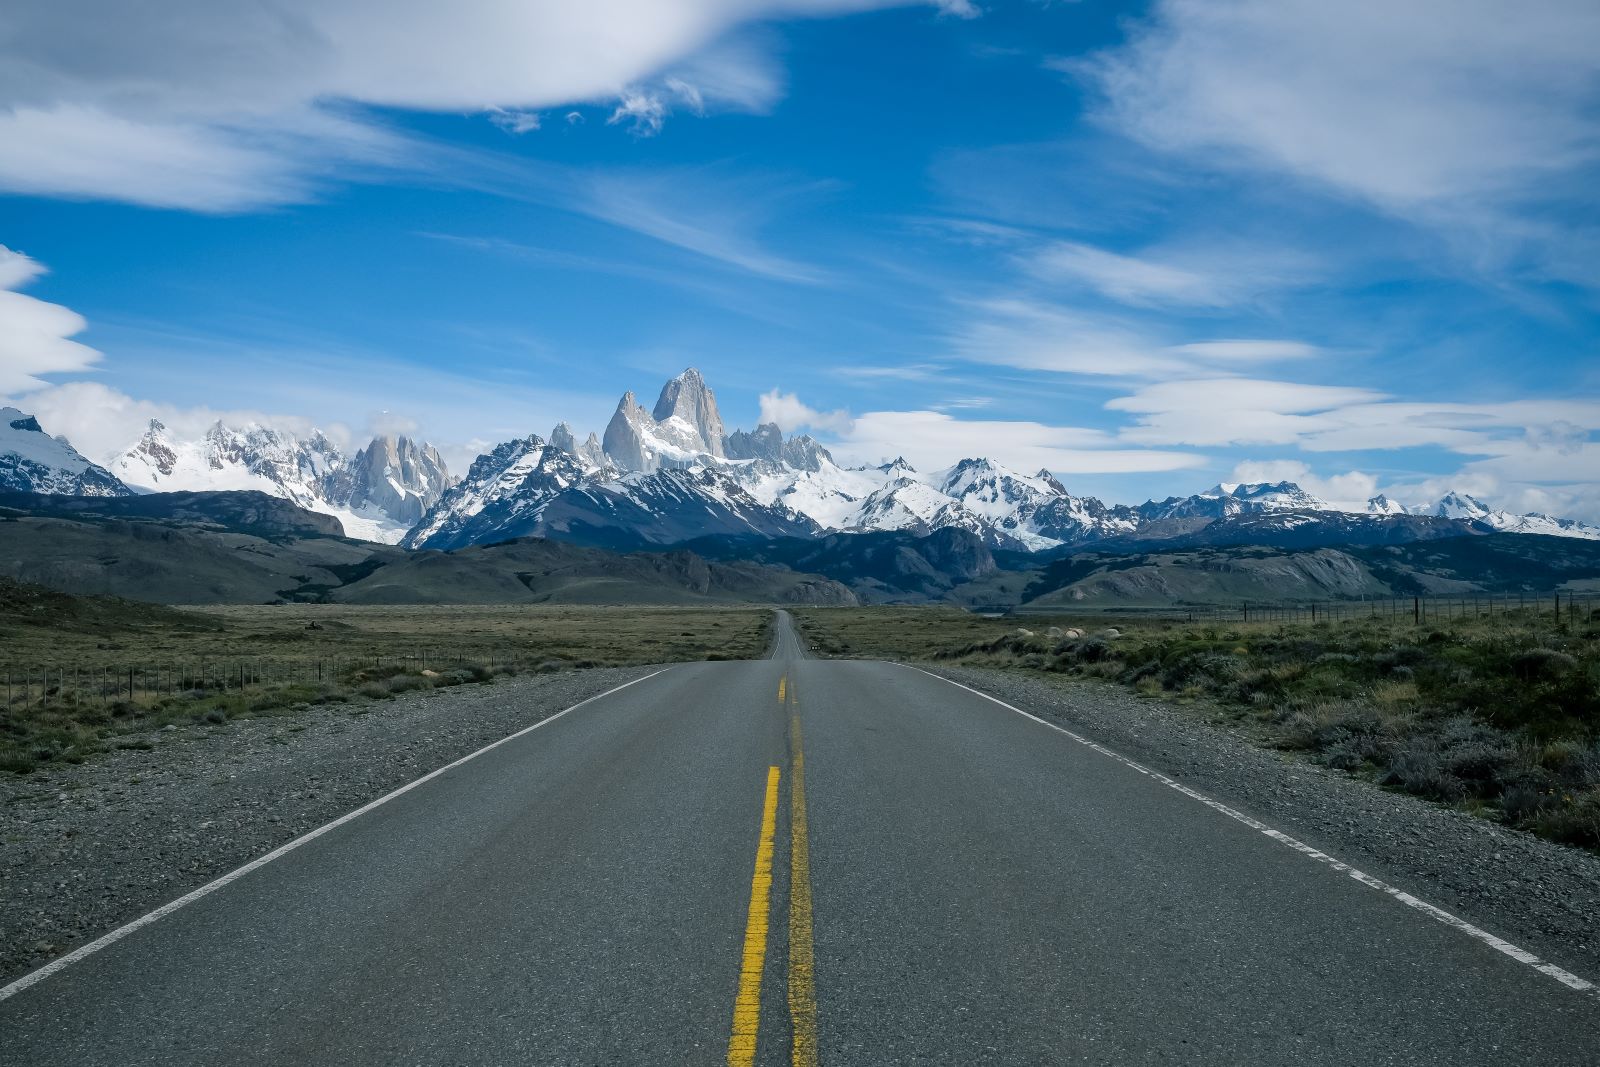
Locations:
2;0;1598;516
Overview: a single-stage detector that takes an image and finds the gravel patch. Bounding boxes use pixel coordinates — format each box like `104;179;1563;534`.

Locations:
0;666;658;984
929;665;1600;980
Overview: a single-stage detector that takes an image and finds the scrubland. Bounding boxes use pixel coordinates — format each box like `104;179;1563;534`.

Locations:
0;580;770;773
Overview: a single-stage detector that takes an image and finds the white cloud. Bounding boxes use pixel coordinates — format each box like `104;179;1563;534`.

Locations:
487;108;541;135
1112;378;1600;454
0;0;938;210
608;92;671;136
1229;459;1379;509
0;246;46;289
1169;340;1319;362
952;300;1180;377
1231;456;1600;523
1024;241;1234;307
757;390;853;433
367;411;422;438
0;246;103;393
830;409;1205;474
953;298;1322;379
1385;467;1600;525
1110;378;1390;447
2;381;338;467
1079;0;1600;213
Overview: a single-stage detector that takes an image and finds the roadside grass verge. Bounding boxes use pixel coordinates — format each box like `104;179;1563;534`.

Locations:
2;581;772;774
792;606;1600;850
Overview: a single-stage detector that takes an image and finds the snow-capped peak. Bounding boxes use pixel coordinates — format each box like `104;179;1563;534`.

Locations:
1431;491;1493;521
108;419;452;543
1365;493;1408;516
1;407;132;497
1203;480;1330;511
602;372;730;473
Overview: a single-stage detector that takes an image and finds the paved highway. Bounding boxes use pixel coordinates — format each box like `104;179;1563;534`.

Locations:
3;612;1597;1064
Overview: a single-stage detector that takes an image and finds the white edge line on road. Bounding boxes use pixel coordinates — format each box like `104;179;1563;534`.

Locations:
900;663;1598;998
0;668;670;1003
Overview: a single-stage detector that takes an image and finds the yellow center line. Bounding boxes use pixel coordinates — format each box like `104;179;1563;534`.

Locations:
778;675;787;703
728;766;782;1067
788;715;819;1067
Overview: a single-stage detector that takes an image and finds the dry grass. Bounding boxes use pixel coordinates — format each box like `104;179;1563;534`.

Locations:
1;589;772;773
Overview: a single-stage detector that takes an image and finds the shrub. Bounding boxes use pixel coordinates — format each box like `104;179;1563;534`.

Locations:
1382;739;1464;801
384;673;433;694
1534;788;1600;849
1510;647;1579;681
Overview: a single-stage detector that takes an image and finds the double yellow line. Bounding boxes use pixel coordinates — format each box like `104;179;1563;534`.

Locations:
726;674;818;1067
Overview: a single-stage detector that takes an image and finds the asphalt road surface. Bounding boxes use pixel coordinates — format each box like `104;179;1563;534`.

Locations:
3;612;1598;1064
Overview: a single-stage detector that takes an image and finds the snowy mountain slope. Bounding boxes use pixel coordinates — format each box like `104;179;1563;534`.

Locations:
414;367;1600;553
109;420;452;543
403;432;820;552
0;408;132;497
1421;492;1600;541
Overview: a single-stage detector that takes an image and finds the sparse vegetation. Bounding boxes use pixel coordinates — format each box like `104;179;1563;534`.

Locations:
793;605;1600;850
1;579;772;773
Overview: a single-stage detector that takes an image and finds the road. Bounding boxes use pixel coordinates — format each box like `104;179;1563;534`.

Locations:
3;611;1597;1064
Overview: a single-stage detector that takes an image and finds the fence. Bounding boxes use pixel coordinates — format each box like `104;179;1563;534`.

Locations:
0;649;529;710
1008;590;1599;626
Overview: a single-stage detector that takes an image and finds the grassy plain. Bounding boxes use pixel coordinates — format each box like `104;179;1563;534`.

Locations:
793;605;1600;849
0;579;771;773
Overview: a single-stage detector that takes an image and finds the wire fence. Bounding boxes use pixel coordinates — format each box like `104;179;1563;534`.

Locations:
1007;590;1599;626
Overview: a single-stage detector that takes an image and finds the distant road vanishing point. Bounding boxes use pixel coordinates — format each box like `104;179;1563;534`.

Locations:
2;612;1597;1065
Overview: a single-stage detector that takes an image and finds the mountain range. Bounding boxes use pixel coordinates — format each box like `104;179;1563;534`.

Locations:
3;368;1597;551
106;419;454;543
400;368;1600;552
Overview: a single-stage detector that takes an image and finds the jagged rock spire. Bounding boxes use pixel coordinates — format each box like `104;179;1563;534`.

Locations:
651;368;725;459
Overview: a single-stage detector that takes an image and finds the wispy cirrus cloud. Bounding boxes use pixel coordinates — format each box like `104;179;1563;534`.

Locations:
1020;238;1323;308
581;170;833;283
950;298;1322;380
1109;377;1600;457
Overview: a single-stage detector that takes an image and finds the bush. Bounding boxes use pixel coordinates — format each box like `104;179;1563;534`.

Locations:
1383;739;1464;801
384;673;433;694
1510;647;1579;681
1534;789;1600;849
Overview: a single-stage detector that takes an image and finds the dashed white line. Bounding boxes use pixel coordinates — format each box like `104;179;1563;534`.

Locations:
0;669;669;1003
903;663;1597;998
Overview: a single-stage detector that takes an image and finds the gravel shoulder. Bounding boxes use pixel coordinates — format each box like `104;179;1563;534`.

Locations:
0;666;659;984
927;664;1600;981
